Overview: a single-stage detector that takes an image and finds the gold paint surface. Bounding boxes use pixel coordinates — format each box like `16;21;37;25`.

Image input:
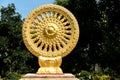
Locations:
37;56;63;74
22;4;79;74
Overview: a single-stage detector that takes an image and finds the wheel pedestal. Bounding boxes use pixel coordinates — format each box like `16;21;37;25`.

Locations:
37;56;63;74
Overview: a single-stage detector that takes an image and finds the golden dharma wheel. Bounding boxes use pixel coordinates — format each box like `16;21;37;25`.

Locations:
22;4;79;58
22;4;79;57
23;4;80;74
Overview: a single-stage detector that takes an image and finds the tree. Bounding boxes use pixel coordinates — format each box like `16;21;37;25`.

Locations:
55;0;102;73
98;0;120;73
0;3;37;77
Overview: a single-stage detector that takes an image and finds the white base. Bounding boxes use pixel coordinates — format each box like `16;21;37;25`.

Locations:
20;73;79;80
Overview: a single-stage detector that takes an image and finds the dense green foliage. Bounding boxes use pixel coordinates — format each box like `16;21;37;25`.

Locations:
0;0;120;79
3;72;21;80
98;0;120;71
0;4;38;78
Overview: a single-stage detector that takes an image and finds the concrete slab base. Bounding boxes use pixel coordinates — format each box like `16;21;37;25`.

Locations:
20;73;79;80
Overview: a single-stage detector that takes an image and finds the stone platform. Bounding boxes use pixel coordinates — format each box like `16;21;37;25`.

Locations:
20;73;79;80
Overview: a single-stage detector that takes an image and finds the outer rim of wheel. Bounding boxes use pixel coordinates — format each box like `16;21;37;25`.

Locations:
22;4;79;57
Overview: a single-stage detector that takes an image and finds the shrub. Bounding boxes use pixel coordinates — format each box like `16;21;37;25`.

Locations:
92;75;110;80
76;70;90;80
4;72;21;80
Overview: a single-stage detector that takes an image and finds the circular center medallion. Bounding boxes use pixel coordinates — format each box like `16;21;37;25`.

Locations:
44;23;58;38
